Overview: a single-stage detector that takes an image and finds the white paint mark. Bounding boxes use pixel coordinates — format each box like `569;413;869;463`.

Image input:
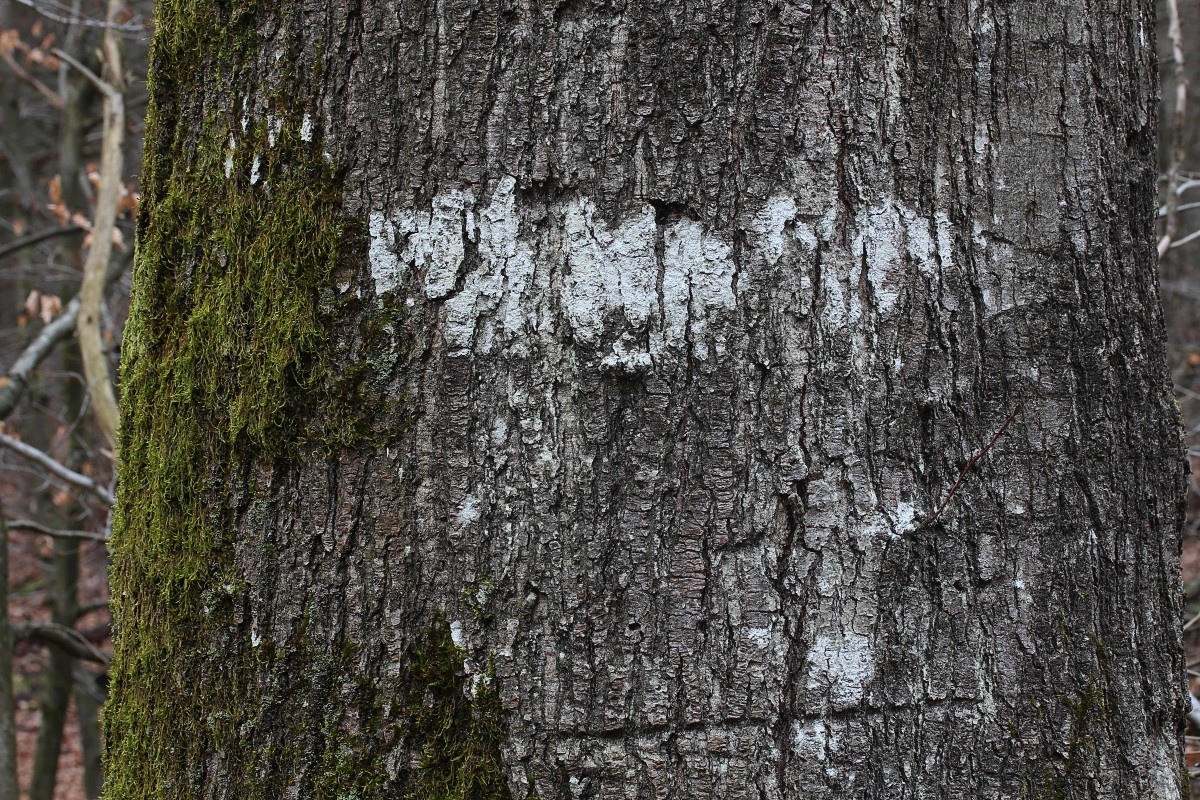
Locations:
392;190;473;300
449;176;538;350
600;342;653;376
562;198;657;346
748;194;798;266
300;113;314;142
367;181;787;356
368;211;402;295
660;219;737;359
844;200;954;320
224;134;235;179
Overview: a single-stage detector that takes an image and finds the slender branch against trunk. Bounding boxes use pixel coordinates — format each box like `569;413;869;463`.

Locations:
0;431;114;505
56;0;125;453
1160;0;1188;258
6;518;107;542
14;622;109;665
0;248;132;422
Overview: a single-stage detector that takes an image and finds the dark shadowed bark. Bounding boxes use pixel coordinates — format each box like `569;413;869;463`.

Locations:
105;1;1185;798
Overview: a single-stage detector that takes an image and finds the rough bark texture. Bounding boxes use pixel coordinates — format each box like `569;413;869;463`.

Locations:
106;1;1186;799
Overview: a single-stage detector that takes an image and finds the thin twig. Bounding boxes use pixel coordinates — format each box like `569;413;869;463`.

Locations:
0;242;131;420
5;519;106;542
1157;200;1200;217
0;51;63;110
13;0;142;31
0;226;84;260
0;431;114;505
1169;225;1200;252
921;403;1025;528
73;600;109;622
0;297;81;421
1159;0;1188;258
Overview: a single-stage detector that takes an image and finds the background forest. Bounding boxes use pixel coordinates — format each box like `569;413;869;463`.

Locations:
0;0;1198;797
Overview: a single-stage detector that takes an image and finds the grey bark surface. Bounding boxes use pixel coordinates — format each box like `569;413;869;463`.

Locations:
109;0;1185;798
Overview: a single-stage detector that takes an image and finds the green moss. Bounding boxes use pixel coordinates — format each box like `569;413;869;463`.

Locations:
105;3;512;798
1021;678;1112;800
397;620;513;800
103;3;379;797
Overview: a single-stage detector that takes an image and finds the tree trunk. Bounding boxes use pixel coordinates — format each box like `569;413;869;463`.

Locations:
105;1;1185;799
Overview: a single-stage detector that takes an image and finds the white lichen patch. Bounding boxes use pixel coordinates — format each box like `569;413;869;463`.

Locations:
249;154;262;186
807;631;875;709
299;113;314;142
894;501;918;535
851;200;951;316
449;620;466;649
457;494;481;526
224;133;235;179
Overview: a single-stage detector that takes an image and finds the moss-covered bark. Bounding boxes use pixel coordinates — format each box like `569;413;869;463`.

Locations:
105;3;515;797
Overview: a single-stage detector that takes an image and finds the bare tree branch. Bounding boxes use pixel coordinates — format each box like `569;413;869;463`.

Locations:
13;623;110;665
0;50;63;110
0;245;130;422
6;519;107;542
0;297;81;421
0;431;114;505
0;226;85;260
73;600;109;622
54;16;124;454
12;0;142;31
1159;0;1188;259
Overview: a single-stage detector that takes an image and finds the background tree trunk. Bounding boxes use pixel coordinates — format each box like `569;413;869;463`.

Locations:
105;1;1185;798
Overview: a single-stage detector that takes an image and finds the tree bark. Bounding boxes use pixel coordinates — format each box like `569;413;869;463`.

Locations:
106;1;1186;799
